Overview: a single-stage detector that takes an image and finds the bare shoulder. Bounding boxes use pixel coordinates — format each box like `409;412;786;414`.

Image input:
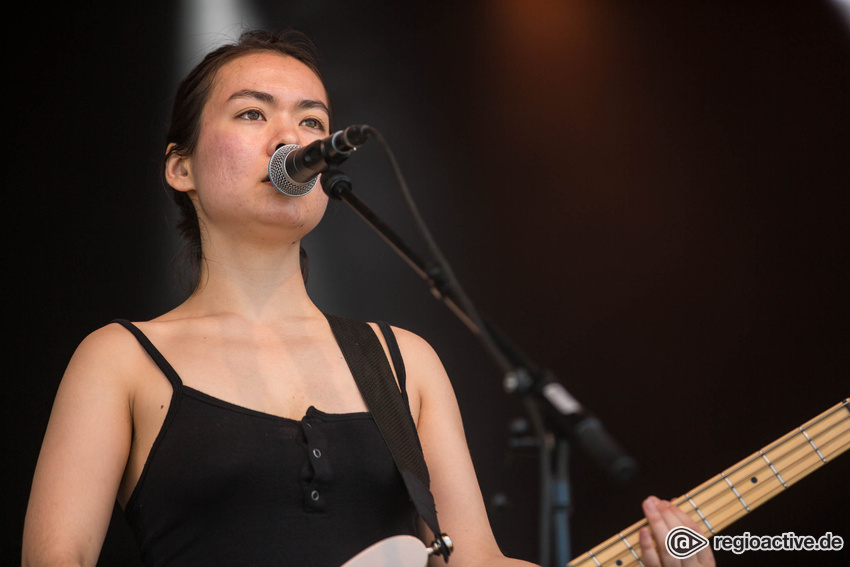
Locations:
379;325;445;370
74;321;137;354
379;325;456;404
62;321;149;392
70;321;140;361
365;323;454;425
369;323;451;386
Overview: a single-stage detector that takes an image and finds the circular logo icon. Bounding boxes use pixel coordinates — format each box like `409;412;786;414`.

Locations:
665;526;709;559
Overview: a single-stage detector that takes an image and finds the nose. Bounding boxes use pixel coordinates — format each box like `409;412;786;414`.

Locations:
267;121;301;156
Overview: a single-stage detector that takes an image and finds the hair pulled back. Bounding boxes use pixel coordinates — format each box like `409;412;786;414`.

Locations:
165;29;326;291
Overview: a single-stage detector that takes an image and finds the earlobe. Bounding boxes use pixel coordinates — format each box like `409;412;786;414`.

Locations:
164;144;194;193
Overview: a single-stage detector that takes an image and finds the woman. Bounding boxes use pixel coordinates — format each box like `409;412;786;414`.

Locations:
22;30;714;567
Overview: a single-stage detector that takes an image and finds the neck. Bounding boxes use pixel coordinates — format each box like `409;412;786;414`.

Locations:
179;235;319;324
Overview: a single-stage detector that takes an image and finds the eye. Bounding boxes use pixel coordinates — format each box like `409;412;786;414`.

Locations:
238;109;265;121
300;117;326;131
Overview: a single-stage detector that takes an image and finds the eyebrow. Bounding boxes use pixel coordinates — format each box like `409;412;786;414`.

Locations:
227;89;330;116
228;89;275;104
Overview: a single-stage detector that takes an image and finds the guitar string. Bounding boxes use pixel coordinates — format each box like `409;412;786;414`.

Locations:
601;413;850;566
567;428;850;567
570;410;850;567
566;405;850;567
571;431;850;567
680;410;850;527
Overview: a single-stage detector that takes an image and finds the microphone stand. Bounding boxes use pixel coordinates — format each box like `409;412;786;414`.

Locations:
322;168;637;567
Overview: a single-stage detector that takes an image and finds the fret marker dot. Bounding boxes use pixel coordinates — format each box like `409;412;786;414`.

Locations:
616;561;622;566
751;476;758;483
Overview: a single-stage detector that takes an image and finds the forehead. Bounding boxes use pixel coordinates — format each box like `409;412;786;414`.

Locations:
210;51;328;106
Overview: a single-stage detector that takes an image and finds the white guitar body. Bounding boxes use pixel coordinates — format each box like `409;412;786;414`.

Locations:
341;535;429;567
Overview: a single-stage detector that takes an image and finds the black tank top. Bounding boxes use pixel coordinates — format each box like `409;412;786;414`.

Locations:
114;317;419;567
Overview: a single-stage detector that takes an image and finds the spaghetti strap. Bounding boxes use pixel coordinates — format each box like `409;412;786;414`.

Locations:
112;319;184;389
375;321;409;407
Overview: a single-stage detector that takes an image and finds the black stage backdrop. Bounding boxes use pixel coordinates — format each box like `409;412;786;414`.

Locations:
6;2;849;566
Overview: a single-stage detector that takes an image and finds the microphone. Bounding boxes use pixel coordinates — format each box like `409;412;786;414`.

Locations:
268;124;370;197
539;379;638;482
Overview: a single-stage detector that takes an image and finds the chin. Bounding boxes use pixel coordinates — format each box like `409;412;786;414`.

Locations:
263;202;326;237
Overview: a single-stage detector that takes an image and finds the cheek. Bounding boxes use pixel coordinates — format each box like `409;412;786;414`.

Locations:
196;132;251;190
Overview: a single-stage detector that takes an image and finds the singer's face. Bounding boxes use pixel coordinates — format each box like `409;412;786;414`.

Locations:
177;51;331;242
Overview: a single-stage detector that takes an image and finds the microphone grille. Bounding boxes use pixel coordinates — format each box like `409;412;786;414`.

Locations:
268;144;318;197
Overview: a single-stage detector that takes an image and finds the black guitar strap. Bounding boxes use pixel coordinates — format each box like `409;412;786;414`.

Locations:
325;314;451;562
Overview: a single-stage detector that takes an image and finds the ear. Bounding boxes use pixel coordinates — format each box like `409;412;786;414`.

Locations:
164;143;195;193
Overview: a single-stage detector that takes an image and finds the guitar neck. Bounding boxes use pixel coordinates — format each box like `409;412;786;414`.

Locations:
568;399;850;567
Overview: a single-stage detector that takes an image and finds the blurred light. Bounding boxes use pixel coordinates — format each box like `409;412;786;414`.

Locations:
830;0;850;28
177;0;261;76
492;0;593;66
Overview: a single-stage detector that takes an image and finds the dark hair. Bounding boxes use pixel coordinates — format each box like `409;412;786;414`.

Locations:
165;29;327;291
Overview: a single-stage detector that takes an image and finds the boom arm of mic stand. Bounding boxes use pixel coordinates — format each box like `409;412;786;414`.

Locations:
322;169;637;483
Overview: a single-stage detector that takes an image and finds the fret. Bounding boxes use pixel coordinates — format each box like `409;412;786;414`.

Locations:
694;405;850;533
679;472;739;531
686;494;715;535
618;532;644;566
759;449;787;488
722;472;750;512
567;518;647;567
800;426;827;462
766;406;848;483
707;478;785;534
567;400;849;567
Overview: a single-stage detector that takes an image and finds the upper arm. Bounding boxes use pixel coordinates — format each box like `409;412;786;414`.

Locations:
23;324;137;567
392;328;534;567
